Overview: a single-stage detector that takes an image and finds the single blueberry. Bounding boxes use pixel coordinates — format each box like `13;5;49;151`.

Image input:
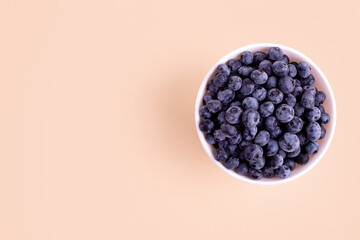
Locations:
287;146;301;158
227;59;242;73
269;126;283;139
203;94;213;105
275;104;295;123
239;140;251;150
281;54;289;64
229;132;242;145
304;141;319;155
242;97;259;110
288;64;297;78
214;148;229;162
214;129;226;142
306;122;322;142
294;103;305;116
278;149;287;159
319;112;330;125
265;116;279;131
205;134;216;145
242;109;260;128
303;85;317;95
225;157;240;170
279;132;300;152
259;101;275;117
199;119;214;133
200;106;212;119
290;61;298;67
249;157;265;170
217;63;230;76
315;91;326;106
248;168;262;180
254;130;270;146
272;61;289;77
230;101;242;107
243;144;263;162
228;75;242;91
207;80;220;96
253;51;266;65
217;111;226;124
265;139;279;157
225;106;242;124
213;73;228;87
267;88;284;104
286;116;304;133
277;165;291;179
301;91;315;109
267;47;284;61
240;51;254;65
206;100;222;113
267;154;284;169
243;126;258;141
295;154;309;165
284;158;296;171
258;60;273;75
320;125;326;139
292;85;303;98
236;162;248;175
297;132;309;146
239;78;255;96
238;66;254;77
264;76;277;90
228;144;239;156
217;89;235;104
220;124;237;138
218;140;229;149
252;86;267;101
284;94;296;107
306;107;321;122
250;70;268;85
262;166;275;178
297;62;311;78
318;104;325;113
300;74;315;87
278;76;295;94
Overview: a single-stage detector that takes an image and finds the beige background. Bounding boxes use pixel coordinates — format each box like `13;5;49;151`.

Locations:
0;0;359;239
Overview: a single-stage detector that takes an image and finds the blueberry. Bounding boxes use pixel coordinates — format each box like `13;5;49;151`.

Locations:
217;111;227;124
243;126;257;141
258;60;272;75
294;103;305;116
318;105;325;113
248;168;262;180
306;107;321;122
242;109;260;128
272;61;289;77
320;126;326;139
292;85;303;98
199;119;214;133
254;130;270;146
214;73;228;87
278;149;287;159
214;148;229;162
259;101;275;117
249;157;265;170
220;124;237;138
286;116;304;133
264;76;277;90
229;132;242;145
206;100;222;113
218;140;229;149
240;51;254;65
281;54;289;64
242;97;259;110
267;154;284;169
267;88;284;104
214;129;226;142
217;89;235;104
205;134;216;145
236;162;248;175
279;132;300;152
227;59;242;72
217;63;231;76
239;140;251;150
319;112;330;125
277;165;291;179
284;158;296;171
295;154;309;165
252;86;267;101
250;70;268;84
239;78;255;96
244;144;263;162
284;94;296;107
230;101;242;107
290;61;298;67
275;104;294;123
265;139;279;157
301;91;315;109
297;132;308;146
278;76;295;94
203;94;213;104
228;75;242;91
267;47;283;61
207;80;220;95
303;85;317;95
306;122;321;142
200;106;212;119
315;91;326;106
265;116;279;131
304;141;319;155
269;126;282;139
238;66;254;77
225;106;242;124
262;166;275;178
297;62;311;78
225;157;240;170
253;51;266;65
288;64;297;78
228;144;240;157
287;146;301;158
300;74;315;87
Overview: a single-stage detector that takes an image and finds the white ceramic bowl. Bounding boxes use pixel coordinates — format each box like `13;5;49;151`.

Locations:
195;43;336;185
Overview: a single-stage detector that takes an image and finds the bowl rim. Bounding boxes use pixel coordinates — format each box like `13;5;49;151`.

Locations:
195;43;337;185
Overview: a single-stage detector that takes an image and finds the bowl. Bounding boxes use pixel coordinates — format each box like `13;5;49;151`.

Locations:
195;43;336;185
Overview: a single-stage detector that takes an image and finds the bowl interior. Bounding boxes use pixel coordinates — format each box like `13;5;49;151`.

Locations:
195;43;336;185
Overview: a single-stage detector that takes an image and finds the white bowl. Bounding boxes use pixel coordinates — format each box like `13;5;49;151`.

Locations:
195;43;336;185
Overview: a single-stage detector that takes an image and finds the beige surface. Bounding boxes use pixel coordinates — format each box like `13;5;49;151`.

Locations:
0;0;359;239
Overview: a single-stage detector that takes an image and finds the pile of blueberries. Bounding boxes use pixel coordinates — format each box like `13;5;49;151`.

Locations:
199;47;330;180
